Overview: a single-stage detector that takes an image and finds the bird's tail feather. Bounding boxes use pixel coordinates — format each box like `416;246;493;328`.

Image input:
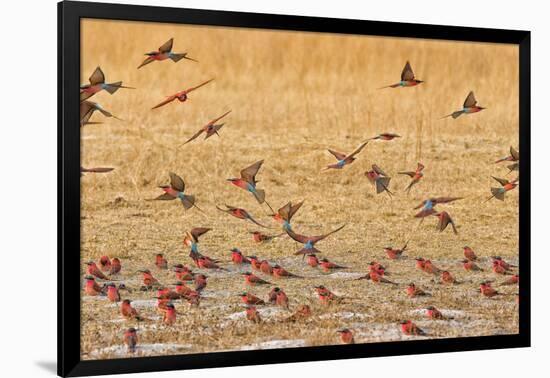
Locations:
490;188;505;201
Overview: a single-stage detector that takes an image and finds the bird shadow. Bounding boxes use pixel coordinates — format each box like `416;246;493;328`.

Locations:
35;361;57;374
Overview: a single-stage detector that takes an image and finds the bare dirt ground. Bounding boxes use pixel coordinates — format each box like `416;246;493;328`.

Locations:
80;19;519;360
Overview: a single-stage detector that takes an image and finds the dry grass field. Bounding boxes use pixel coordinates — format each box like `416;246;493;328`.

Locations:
80;19;519;360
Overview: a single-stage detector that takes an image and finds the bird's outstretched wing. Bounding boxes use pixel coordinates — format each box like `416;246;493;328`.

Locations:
328;149;346;161
152;95;177;109
169;172;185;192
191;227;211;240
398;171;416;178
401;61;415;81
159;38;173;53
185;79;214;94
181;128;206;146
463;91;477;108
310;224;346;243
240;160;264;185
89;66;105;85
492;176;510;186
510;146;520;161
372;164;388;177
347;141;369;159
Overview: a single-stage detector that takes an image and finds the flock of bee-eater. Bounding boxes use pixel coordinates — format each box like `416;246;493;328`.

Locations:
80;38;520;354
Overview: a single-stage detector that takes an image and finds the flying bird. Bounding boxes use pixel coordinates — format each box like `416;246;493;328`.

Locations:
495;146;519;165
151;79;213;109
154;172;202;211
413;197;462;210
323;141;369;170
180;110;231;146
433;211;458;234
365;164;393;196
379;61;423;89
80;66;134;101
485;176;519;202
285;224;346;256
442;91;486;119
227;160;274;211
271;201;304;231
368;133;401;141
80;166;114;176
216;205;270;228
80;101;121;126
138;38;197;69
399;163;424;193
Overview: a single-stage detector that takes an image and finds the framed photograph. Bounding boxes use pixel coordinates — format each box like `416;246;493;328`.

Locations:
58;0;530;376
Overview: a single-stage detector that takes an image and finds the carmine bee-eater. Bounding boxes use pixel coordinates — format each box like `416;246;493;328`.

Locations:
239;292;265;305
110;258;121;275
260;260;273;275
413;197;463;210
137;269;160;288
400;320;426;336
433;211;458;234
151;79;213;109
268;287;281;303
246;306;262;323
180;110;231;146
183;227;212;263
423;260;442;275
138;38;197;69
231;248;251;265
442;91;486;119
314;285;337;300
227;160;274;211
285;304;312;322
461;259;483;272
399;163;424;193
425;306;452;320
492;260;512;275
194;274;208;292
359;270;397;285
85;261;109;280
379;61;423;89
248;256;262;271
98;256;111;272
406;282;429;298
80;166;114;176
106;283;121;302
185;291;201;307
495;146;519;169
243;272;271;286
216;205;270;228
276;289;290;309
121;300;145;321
174;281;194;298
84;276;104;296
384;242;408;260
155;253;168;270
499;274;519;286
368;133;401;141
479;281;501;298
369;261;389;276
173;264;194;281
491;256;517;271
306;254;319;267
124;328;138;353
415;258;426;271
318;291;336;306
337;329;355;344
250;231;283;243
319;258;348;273
285;224;346;256
197;256;226;271
463;246;478;261
440;270;457;285
80;66;134;101
322;141;369;170
272;265;302;278
365;164;393;197
163;303;177;325
154;172;202;211
271;201;304;231
80;101;121;126
485;176;519;202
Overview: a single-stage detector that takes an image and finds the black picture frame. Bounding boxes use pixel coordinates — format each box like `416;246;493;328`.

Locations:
58;1;531;376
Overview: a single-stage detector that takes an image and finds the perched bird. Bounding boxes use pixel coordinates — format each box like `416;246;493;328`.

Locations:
268;287;281;304
110;258;122;275
499;274;519;286
479;281;501;298
285;304;312;322
272;265;301;278
275;289;290;309
491;256;517;271
425;306;452;320
463;246;478;261
322;141;369;170
423;260;442;275
227;160;273;210
138;269;160;287
461;259;484;272
85;261;109;280
230;248;251;265
138;38;197;69
368;133;401;141
154;172;201;211
250;231;283;243
80;101;121;126
306;254;319;268
194;274;208;292
246;306;262;323
120;300;145;321
174;281;195;298
314;285;337;300
80;66;134;101
442;91;486;119
248;256;262;271
151;79;213;109
365;164;393;197
415;258;427;271
319;258;347;273
84;276;104;296
400;320;426;336
359;270;397;285
384;243;408;260
259;260;273;275
434;211;458;234
106;283;121;302
197;256;226;271
80;166;114;176
123;328;138;353
285;224;346;256
216;205;270;228
337;329;355;344
173;264;194;281
98;256;111;272
180;110;231;146
406;282;429;298
485;176;519;202
239;292;265;305
163;303;177;325
399;163;424;193
271;201;304;231
379;61;423;88
440;270;456;284
492;260;512;275
155;253;168;270
243;272;271;286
